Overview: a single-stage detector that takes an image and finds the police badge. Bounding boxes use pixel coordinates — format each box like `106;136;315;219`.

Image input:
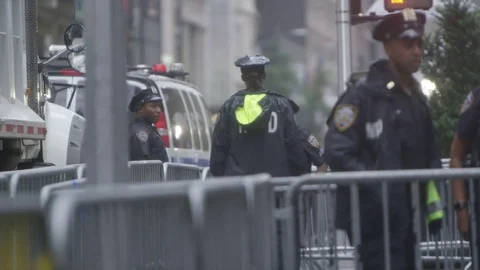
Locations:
136;130;149;143
333;104;358;132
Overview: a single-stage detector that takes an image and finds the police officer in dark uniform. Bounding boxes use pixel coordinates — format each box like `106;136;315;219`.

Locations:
129;88;169;162
289;99;328;172
450;87;480;261
210;54;310;177
324;9;442;270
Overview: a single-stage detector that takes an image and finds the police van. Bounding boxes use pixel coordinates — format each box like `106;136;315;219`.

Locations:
45;59;213;167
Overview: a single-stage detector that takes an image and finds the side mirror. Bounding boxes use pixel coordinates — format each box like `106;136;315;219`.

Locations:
64;24;85;53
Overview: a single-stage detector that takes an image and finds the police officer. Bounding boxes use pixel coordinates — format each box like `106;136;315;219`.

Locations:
128;88;169;162
289;99;328;172
450;87;480;258
210;54;310;177
324;9;443;270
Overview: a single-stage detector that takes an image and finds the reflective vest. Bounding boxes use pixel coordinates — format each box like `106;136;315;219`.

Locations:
235;93;267;125
425;181;444;224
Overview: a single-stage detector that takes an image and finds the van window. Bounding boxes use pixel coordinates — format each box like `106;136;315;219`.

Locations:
198;96;214;139
183;92;201;150
189;93;210;151
162;87;193;149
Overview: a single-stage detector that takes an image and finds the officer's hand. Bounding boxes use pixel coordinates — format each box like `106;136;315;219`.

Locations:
456;208;470;240
428;219;442;236
316;164;328;173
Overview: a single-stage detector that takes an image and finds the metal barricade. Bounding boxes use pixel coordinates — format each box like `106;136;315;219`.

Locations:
128;160;164;183
190;174;275;269
40;179;87;208
272;178;347;270
9;164;84;197
47;181;196;270
0;195;51;270
47;174;274;270
163;162;203;181
282;168;480;270
201;167;212;181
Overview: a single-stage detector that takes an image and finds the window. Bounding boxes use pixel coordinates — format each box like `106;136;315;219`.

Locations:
190;93;210;151
162;88;193;149
183;92;201;150
198;96;214;137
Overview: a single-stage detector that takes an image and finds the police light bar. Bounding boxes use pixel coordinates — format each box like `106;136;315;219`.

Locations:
152;64;167;74
384;0;433;12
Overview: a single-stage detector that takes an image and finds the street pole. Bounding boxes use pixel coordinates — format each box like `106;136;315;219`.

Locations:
336;0;352;95
84;1;129;269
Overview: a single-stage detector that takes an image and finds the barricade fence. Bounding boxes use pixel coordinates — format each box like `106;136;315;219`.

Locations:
281;168;480;270
0;161;208;199
1;159;478;270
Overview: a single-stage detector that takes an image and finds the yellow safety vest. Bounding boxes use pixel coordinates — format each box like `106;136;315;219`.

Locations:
235;94;266;125
425;181;444;224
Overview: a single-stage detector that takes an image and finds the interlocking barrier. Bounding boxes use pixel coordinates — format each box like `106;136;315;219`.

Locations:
128;160;164;183
163;162;203;181
7;164;85;198
280;167;480;270
2;159;480;269
46;174;274;270
0;161;208;199
0;195;52;270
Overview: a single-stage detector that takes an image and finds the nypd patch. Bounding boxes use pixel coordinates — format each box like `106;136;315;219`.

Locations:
307;134;320;148
333;104;358;132
460;91;475;114
136;130;148;143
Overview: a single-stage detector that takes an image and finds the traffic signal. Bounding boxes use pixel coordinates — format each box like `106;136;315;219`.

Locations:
384;0;433;12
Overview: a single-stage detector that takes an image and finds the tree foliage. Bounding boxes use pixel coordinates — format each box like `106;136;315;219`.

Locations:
302;69;329;134
262;41;299;97
422;0;480;156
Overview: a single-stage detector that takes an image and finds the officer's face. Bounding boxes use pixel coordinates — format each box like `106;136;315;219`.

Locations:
139;102;162;123
384;38;423;73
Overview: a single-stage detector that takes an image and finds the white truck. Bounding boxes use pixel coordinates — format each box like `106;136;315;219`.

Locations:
0;0;86;170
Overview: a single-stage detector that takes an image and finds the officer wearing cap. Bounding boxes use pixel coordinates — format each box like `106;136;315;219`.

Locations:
210;54;310;177
450;87;480;259
129;88;169;162
324;9;443;270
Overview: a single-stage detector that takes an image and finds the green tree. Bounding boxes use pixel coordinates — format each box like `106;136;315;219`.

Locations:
262;41;299;97
422;0;480;156
302;69;329;134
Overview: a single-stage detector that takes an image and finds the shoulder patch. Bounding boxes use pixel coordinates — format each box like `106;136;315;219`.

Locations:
307;134;320;148
136;130;149;143
460;91;475;114
333;104;358;132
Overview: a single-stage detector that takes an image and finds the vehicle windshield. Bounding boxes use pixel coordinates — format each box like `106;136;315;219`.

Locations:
48;76;148;118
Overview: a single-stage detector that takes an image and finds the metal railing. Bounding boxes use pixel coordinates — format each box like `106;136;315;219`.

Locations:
47;174;274;270
2;158;479;270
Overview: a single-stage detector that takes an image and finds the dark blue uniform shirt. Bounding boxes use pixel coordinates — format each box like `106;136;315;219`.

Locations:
130;117;169;162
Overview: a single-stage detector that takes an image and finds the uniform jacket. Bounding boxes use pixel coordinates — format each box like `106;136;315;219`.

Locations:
130;118;169;162
210;89;310;177
324;60;442;234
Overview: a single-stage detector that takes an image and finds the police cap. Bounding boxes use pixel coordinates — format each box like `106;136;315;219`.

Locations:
235;54;270;68
372;8;426;42
128;88;163;112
